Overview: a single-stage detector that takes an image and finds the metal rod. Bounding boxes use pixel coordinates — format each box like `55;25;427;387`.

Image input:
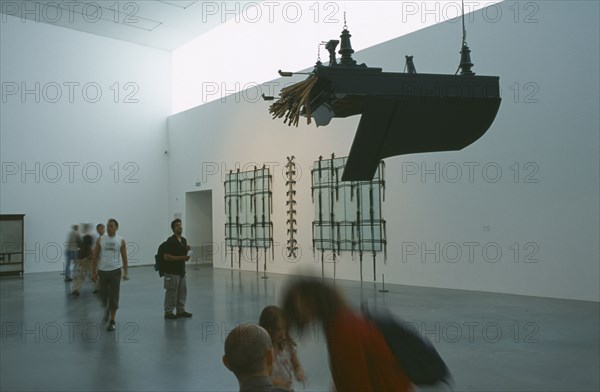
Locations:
330;155;336;279
269;167;274;261
369;184;376;282
254;167;259;273
321;250;324;278
236;169;241;269
356;181;363;282
261;166;268;279
380;161;386;202
379;162;387;263
378;273;389;293
271;222;274;261
261;247;268;279
317;156;324;278
227;170;233;269
360;251;364;282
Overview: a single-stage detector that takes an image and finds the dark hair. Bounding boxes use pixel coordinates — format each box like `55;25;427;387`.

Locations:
259;306;296;350
171;219;182;230
281;277;347;330
108;218;118;228
96;223;104;230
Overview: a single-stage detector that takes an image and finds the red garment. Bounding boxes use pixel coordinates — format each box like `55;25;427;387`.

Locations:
325;309;413;392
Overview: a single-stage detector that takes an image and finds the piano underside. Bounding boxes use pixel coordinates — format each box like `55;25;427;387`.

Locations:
311;67;502;181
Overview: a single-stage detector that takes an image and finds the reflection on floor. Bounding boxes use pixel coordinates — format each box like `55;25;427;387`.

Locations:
1;265;598;391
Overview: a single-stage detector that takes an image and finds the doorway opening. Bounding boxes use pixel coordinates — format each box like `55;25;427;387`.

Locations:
185;190;213;266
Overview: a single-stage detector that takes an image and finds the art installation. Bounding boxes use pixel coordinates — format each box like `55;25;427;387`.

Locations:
311;154;386;281
268;5;501;181
224;166;273;275
285;156;298;259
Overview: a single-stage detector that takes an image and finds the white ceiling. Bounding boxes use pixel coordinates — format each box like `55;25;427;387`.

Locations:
0;0;255;51
1;0;507;112
0;0;503;54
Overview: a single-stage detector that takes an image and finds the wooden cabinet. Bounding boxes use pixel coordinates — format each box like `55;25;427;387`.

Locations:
0;214;25;276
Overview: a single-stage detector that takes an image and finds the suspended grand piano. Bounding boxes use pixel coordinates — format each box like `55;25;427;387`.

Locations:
269;22;501;181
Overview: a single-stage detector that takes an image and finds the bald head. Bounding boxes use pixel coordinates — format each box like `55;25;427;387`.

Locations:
223;323;273;380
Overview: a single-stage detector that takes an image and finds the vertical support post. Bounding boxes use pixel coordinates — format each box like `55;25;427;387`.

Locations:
261;166;268;279
380;161;387;264
330;154;336;279
236;168;242;269
356;181;363;282
253;166;259;274
378;273;389;293
369;184;376;282
227;170;234;269
317;156;324;278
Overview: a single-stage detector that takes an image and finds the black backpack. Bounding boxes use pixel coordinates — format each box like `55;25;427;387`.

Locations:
362;305;452;386
154;241;167;277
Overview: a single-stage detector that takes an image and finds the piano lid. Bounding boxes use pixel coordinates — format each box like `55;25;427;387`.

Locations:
269;24;501;181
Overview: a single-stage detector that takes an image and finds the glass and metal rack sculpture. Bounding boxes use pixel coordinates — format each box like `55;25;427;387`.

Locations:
224;166;273;275
311;154;386;281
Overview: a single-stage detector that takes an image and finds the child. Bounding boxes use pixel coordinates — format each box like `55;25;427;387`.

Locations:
259;305;305;390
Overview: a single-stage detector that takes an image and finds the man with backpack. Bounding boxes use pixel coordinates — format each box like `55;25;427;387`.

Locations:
162;219;192;319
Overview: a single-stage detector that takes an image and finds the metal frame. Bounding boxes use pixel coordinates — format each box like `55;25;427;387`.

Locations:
311;156;386;280
224;167;273;272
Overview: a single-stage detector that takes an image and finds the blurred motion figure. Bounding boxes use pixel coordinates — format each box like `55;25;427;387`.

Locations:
282;277;413;392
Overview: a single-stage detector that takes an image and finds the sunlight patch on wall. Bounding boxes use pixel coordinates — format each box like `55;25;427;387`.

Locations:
172;1;503;114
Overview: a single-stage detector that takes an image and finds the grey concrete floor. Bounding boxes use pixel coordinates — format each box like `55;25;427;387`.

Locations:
0;265;598;392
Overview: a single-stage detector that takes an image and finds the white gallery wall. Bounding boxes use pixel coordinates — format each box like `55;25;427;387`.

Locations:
171;0;503;113
0;15;172;273
167;1;600;301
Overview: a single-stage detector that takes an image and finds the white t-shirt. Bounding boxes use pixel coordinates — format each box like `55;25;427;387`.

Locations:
272;342;295;387
98;234;124;271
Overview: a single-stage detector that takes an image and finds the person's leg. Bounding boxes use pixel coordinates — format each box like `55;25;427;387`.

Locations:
106;269;121;331
108;269;121;320
64;250;74;280
98;270;111;321
176;275;191;317
92;247;100;293
71;260;83;293
98;270;109;305
78;259;91;291
164;274;179;318
64;250;69;276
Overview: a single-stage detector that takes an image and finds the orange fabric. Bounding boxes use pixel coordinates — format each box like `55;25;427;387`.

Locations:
325;309;413;392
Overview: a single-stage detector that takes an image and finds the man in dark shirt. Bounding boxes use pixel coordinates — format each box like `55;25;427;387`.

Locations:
223;323;290;392
163;219;192;319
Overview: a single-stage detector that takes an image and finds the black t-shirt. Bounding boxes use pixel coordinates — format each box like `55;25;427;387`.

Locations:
163;234;187;276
